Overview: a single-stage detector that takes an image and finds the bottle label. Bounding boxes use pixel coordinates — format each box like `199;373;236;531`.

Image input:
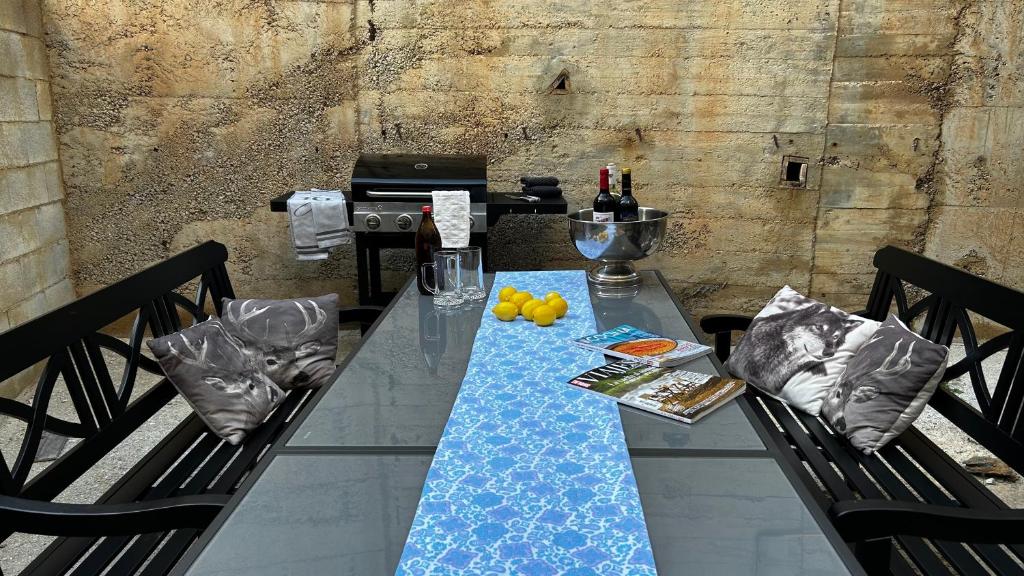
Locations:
593;212;614;223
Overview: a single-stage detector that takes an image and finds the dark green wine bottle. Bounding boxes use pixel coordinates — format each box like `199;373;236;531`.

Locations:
617;168;639;222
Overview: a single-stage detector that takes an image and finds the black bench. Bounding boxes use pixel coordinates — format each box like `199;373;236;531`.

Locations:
701;246;1024;575
0;241;381;575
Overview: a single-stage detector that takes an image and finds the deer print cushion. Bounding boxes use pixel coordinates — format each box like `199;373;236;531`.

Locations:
148;320;285;445
726;286;880;415
220;294;339;390
821;315;948;455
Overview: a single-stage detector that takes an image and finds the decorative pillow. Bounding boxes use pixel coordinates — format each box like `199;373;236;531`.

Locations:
725;286;879;415
821;314;949;455
147;320;284;445
220;294;339;390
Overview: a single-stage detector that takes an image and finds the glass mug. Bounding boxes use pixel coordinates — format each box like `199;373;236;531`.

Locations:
458;246;487;301
421;249;465;308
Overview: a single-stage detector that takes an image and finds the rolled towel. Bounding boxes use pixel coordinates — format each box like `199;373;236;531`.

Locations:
520;175;559;187
521;185;562;199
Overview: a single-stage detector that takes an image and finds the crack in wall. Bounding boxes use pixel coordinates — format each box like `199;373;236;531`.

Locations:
806;0;843;296
912;1;976;254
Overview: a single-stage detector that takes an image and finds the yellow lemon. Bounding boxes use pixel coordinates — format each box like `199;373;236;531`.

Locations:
498;286;517;302
510;291;533;311
532;304;556;327
492;302;518;321
521;299;545;320
544;291;562;303
548;297;569;319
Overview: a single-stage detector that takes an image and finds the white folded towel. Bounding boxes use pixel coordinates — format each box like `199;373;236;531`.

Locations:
308;189;352;248
287;190;351;261
431;190;471;248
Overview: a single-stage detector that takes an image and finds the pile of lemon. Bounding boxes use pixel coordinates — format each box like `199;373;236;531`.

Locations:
492;287;569;327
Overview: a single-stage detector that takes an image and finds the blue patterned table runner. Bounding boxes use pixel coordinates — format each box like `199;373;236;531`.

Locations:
397;270;656;575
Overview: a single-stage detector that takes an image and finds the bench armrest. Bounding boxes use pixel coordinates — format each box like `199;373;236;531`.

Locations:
0;493;229;536
698;314;754;362
339;306;384;335
830;499;1024;544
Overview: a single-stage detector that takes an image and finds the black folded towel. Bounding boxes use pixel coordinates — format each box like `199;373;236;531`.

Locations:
521;185;562;199
520;176;559;187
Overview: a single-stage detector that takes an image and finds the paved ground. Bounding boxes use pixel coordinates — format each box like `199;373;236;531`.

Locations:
0;337;1017;573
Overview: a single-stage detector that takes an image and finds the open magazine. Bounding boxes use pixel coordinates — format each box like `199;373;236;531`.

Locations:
568;360;745;424
572;324;712;367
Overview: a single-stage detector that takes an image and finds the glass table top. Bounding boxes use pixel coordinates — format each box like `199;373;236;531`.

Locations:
181;271;852;576
289;272;764;451
633;457;850;575
184;454;432;575
183;456;849;576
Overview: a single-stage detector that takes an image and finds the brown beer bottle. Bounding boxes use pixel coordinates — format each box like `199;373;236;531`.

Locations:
415;205;442;295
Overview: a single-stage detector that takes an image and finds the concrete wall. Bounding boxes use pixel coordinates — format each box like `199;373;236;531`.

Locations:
37;0;1023;321
0;0;74;395
926;2;1024;300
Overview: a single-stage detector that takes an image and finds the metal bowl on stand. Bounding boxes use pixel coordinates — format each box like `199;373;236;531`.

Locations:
567;208;669;288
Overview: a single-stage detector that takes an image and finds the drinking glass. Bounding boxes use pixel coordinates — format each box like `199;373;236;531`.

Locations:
421;249;465;308
458;246;486;301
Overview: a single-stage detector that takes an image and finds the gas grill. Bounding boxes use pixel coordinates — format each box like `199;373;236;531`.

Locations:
350;154;488;235
350;154;489;304
270;153;568;306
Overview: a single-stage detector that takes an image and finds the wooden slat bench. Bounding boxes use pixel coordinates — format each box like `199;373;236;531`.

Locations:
0;241;381;575
701;246;1024;575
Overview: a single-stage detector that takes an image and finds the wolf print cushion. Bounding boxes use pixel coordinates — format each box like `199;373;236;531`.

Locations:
220;294;339;390
148;320;285;445
821;314;948;455
725;286;879;415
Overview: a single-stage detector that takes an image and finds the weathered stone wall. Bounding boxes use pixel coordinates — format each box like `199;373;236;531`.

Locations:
926;2;1024;303
37;0;1023;321
0;0;74;396
811;0;955;310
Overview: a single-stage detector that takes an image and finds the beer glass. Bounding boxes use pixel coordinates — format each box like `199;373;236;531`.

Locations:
421;249;464;308
458;246;486;301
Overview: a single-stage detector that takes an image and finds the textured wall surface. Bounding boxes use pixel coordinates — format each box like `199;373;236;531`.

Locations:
0;0;74;396
37;0;1023;322
927;2;1024;295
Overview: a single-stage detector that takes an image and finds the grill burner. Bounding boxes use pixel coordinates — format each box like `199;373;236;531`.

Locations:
351;154;488;233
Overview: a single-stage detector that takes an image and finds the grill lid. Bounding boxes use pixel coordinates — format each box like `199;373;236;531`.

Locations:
351;154;487;190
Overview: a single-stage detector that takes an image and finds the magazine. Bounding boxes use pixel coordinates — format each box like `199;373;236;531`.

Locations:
573;324;713;367
567;360;745;424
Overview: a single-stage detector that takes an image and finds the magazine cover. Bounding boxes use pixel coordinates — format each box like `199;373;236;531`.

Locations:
568;360;745;424
572;324;713;367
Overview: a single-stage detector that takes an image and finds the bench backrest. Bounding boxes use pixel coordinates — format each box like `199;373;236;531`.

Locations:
0;241;233;504
865;246;1024;472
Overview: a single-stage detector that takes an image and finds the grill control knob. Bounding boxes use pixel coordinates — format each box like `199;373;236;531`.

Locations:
396;214;413;231
365;214;381;230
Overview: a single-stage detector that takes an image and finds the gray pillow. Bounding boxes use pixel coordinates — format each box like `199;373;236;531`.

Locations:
821;314;949;455
726;286;879;415
220;294;339;390
147;320;285;445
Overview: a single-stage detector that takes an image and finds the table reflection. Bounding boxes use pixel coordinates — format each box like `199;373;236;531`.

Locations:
418;296;487;375
591;287;664;336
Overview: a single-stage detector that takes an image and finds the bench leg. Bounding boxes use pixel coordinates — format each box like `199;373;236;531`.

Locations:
714;331;731;362
854;537;893;575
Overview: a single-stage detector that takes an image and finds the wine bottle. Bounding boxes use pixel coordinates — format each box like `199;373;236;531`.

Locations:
617;167;639;222
415;205;442;295
593;167;616;223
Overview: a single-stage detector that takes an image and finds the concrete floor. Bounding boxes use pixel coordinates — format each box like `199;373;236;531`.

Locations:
0;337;1018;573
